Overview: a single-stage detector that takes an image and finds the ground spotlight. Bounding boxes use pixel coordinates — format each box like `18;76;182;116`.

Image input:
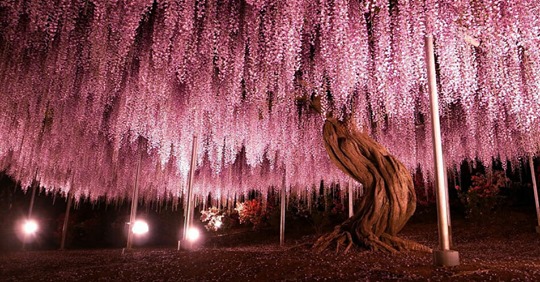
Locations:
22;219;39;235
132;220;149;235
186;227;200;242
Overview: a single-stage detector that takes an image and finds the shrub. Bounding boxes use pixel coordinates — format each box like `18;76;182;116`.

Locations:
200;207;225;231
235;199;273;230
457;171;508;219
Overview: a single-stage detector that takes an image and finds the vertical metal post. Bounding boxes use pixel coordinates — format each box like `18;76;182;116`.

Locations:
444;163;453;248
308;186;312;213
180;135;198;250
60;191;73;250
23;180;38;250
28;181;37;218
425;34;459;266
280;169;286;246
126;150;142;250
529;156;540;233
348;179;354;218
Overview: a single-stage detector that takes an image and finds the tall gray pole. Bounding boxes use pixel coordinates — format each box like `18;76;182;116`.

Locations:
529;156;540;233
23;179;38;250
425;34;459;266
280;169;286;246
28;181;37;218
180;135;198;250
60;191;73;250
126;150;142;250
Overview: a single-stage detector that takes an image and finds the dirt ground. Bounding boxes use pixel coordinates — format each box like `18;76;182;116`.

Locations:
2;210;540;281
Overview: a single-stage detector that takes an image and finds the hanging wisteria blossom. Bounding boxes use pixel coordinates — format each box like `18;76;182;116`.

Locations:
0;0;539;201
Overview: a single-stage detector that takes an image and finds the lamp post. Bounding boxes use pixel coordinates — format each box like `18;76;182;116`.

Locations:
425;34;459;266
60;190;73;250
179;135;198;250
280;168;286;246
22;179;38;250
529;156;540;233
28;181;37;218
126;149;142;251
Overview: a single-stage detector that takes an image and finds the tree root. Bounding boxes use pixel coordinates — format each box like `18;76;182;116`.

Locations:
313;226;432;254
380;233;432;253
313;226;348;254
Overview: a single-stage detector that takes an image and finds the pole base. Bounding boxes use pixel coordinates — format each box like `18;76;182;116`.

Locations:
177;239;199;251
536;226;540;234
433;249;460;267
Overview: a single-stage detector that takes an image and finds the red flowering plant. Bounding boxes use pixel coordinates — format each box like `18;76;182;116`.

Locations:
235;199;274;230
458;171;508;219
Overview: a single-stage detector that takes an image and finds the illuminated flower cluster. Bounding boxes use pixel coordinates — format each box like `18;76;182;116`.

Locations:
200;207;225;231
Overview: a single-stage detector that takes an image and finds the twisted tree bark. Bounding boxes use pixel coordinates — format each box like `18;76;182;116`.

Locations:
313;118;431;253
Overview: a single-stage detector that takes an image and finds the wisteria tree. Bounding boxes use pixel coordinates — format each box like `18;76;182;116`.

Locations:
313;117;425;253
292;89;427;252
0;0;539;251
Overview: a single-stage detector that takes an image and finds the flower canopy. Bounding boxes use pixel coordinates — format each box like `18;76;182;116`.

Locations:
0;0;538;201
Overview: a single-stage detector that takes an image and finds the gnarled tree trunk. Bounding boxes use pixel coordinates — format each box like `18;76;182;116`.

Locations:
313;118;431;253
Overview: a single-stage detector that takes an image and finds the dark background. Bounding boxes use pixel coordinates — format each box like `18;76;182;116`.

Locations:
1;157;538;252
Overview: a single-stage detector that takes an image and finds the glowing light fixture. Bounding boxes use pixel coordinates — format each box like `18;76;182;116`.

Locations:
22;220;38;235
132;220;149;235
186;227;200;242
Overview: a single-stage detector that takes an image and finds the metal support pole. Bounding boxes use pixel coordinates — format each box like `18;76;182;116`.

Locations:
60;191;73;250
126;150;142;250
280;169;286;246
425;34;459;267
28;181;37;218
180;135;198;250
348;179;354;218
307;185;312;213
529;156;540;233
444;162;453;248
22;180;38;250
